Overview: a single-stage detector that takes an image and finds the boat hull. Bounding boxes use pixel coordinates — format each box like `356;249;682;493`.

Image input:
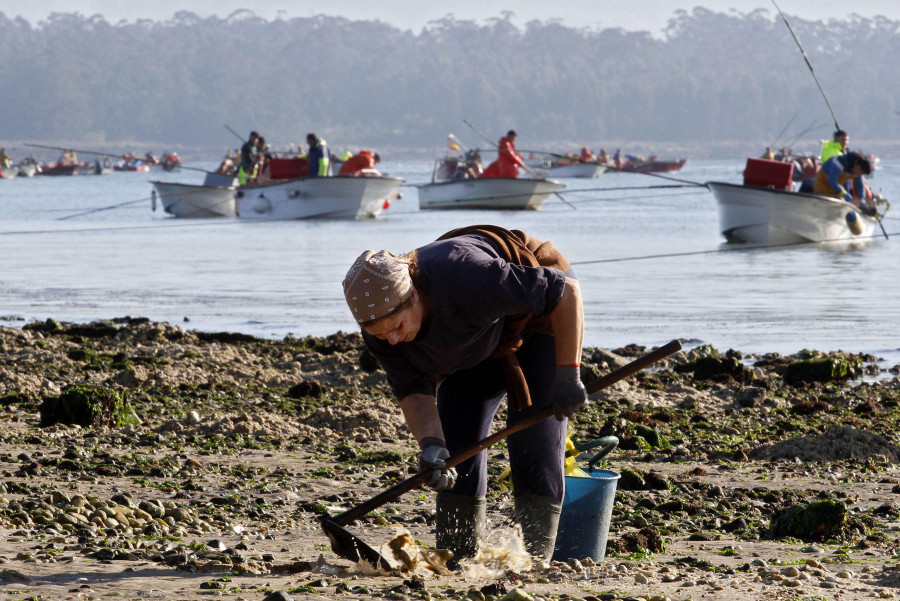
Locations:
618;159;687;173
708;181;877;244
536;163;606;179
237;175;404;220
13;162;37;178
152;181;237;218
39;164;81;176
418;177;565;210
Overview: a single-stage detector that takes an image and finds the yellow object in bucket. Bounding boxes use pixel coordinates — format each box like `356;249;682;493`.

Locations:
498;437;590;491
564;438;591;478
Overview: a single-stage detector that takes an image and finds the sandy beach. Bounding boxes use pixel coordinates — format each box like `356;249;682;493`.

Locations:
1;317;899;601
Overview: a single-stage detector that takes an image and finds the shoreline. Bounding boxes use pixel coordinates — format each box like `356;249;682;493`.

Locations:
4;314;900;378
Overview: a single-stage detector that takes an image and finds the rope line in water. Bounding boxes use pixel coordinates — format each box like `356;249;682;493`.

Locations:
571;230;898;265
59;184;236;220
0;219;244;237
557;189;702;205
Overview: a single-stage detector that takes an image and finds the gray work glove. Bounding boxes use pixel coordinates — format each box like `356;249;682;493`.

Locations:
419;437;457;492
551;365;588;421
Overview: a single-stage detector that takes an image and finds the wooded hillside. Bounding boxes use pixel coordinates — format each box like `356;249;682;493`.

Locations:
1;8;898;158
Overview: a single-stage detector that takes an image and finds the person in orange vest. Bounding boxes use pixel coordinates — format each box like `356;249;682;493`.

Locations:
338;150;381;176
579;147;596;163
480;130;526;178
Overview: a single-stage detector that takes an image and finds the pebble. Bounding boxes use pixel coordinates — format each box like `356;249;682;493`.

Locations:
805;558;823;569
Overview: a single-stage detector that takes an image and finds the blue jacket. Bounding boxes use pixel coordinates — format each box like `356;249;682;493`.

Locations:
308;140;330;177
822;152;865;201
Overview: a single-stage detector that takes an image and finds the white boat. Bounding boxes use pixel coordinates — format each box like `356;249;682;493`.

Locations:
708;181;882;244
418;178;566;210
418;158;565;210
532;163;606;179
524;155;606;179
12;159;38;178
151;180;238;218
236;175;404;220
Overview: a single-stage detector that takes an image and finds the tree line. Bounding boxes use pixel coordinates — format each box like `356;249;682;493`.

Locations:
1;8;898;158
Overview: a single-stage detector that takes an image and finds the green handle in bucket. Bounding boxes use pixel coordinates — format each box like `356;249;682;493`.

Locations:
577;436;618;471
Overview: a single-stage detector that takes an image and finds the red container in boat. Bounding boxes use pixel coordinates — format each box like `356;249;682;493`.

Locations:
268;158;308;180
743;158;793;190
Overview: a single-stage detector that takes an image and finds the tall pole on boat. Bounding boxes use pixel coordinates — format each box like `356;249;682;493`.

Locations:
771;0;840;132
772;1;888;240
224;125;246;142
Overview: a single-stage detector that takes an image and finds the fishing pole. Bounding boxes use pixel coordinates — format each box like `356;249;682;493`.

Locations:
771;0;840;132
772;1;888;240
768;111;799;149
783;119;821;150
225;125;246;142
462;119;577;209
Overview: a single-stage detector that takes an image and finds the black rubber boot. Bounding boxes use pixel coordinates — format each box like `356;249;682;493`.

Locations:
513;492;563;562
435;491;486;564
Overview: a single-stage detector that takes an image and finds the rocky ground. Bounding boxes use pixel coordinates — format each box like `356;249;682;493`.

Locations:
1;316;900;601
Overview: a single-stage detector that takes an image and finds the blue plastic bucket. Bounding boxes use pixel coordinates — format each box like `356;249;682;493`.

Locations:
552;469;620;562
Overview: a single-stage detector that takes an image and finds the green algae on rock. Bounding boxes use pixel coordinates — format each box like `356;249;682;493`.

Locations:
39;384;141;428
770;499;847;541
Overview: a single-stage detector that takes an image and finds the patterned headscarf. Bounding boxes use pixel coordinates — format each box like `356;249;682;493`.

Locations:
342;250;414;324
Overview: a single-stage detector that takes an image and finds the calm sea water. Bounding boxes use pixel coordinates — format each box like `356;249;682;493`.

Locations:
2;158;899;368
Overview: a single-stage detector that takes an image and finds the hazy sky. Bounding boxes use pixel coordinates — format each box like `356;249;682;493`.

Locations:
2;0;899;32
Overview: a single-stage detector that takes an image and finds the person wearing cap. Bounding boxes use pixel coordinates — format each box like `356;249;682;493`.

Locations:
342;224;588;566
480;130;526;178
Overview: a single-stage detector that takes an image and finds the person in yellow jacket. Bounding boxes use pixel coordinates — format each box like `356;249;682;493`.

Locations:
820;129;849;163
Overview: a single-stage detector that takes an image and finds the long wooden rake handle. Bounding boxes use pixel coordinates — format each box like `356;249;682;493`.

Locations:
331;339;682;526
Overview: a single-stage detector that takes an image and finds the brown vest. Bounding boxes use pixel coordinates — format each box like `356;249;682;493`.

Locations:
437;225;570;411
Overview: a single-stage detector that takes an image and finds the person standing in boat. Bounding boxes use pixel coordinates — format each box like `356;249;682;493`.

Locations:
307;133;330;177
342;225;589;567
820;129;849;163
480;130;526;178
238;131;260;185
250;136;272;183
58;150;77;167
